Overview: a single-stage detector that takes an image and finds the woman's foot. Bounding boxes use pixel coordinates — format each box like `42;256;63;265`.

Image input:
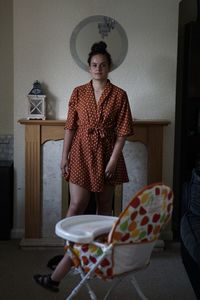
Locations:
33;274;60;292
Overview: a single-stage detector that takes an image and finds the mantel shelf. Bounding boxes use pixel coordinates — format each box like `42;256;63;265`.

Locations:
19;118;170;126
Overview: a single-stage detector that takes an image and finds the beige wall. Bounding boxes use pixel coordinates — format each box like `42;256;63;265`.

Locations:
0;0;13;134
13;0;180;237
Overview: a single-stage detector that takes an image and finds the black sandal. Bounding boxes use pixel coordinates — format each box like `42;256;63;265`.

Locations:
33;274;59;292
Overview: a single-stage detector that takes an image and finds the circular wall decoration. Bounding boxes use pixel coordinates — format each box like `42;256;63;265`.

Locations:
70;15;128;71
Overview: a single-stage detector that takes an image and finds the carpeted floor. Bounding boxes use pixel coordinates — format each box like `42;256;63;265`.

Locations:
0;240;196;300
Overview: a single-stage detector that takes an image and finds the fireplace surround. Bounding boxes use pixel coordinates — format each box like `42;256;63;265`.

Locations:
19;119;169;242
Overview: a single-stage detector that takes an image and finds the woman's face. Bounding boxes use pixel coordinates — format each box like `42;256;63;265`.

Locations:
89;54;110;81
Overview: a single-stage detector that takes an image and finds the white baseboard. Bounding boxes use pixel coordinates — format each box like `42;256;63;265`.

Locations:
20;237;65;248
11;228;173;250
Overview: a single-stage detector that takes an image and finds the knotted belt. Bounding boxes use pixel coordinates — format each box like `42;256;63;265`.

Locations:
79;124;115;155
87;126;106;139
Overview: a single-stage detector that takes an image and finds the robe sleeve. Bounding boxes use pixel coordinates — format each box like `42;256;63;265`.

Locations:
116;92;134;137
64;88;79;130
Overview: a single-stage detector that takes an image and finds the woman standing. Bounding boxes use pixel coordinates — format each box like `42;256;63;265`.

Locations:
34;41;134;292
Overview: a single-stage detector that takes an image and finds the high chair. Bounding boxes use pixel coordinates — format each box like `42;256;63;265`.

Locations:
55;183;173;300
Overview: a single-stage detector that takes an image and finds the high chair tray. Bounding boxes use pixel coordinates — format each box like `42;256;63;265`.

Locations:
55;215;118;243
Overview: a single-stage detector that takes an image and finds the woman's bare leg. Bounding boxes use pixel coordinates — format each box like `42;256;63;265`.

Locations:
96;185;114;215
67;182;91;216
51;252;72;282
51;182;91;282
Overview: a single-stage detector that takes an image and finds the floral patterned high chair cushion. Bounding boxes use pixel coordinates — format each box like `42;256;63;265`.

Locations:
108;183;173;244
67;183;173;280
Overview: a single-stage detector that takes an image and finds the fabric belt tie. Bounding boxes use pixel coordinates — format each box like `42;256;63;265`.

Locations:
87;127;106;139
78;125;114;156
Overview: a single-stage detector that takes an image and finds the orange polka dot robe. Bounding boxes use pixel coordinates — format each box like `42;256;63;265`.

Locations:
65;80;134;192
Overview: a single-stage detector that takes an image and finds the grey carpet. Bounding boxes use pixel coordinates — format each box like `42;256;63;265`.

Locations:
0;240;196;300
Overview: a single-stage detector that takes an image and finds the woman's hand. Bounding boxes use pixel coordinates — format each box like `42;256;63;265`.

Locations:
105;159;117;179
60;158;69;177
60;129;76;178
105;136;126;180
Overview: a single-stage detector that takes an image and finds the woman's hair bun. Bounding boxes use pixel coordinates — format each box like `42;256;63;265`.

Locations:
88;40;112;67
91;41;107;52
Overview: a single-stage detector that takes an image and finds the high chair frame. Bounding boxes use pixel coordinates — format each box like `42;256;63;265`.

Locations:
55;183;173;300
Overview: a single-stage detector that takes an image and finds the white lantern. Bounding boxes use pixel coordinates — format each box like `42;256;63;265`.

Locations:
27;81;46;120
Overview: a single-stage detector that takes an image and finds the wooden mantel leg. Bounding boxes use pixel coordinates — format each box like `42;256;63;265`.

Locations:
25;125;41;238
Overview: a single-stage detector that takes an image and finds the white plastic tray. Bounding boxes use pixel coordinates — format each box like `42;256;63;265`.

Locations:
55;214;118;243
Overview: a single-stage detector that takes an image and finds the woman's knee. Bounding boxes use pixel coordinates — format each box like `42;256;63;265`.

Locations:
67;201;86;216
67;182;91;216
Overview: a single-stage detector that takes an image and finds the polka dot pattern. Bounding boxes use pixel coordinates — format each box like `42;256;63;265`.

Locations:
64;80;134;192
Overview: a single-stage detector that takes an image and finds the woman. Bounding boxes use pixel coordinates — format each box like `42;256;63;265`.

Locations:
34;41;134;292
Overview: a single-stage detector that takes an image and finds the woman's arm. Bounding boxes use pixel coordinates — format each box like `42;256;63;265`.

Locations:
105;136;126;178
60;129;76;176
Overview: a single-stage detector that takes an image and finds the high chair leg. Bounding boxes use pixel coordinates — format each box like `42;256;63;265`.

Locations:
131;276;148;300
66;266;97;300
66;244;113;300
79;267;97;300
103;277;124;300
